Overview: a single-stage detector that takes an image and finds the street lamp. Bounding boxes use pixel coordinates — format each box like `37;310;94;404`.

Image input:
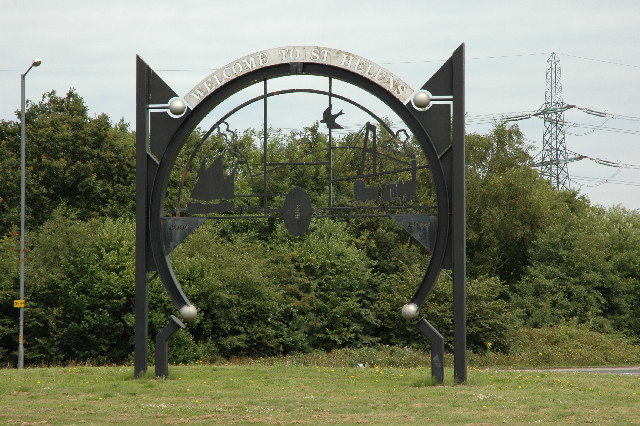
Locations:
18;58;42;369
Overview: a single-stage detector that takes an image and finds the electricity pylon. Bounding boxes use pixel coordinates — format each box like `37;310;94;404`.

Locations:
539;53;570;190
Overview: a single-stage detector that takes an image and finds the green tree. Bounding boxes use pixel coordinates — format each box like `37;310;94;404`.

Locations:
168;221;286;358
0;119;21;235
515;205;640;337
268;219;380;351
604;207;640;336
0;233;20;364
23;210;135;365
465;123;584;286
0;89;135;235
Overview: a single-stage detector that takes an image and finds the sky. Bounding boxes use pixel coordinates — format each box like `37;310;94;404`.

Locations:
2;0;640;209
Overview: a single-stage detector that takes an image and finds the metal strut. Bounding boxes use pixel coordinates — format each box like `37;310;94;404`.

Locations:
155;315;186;378
417;318;444;384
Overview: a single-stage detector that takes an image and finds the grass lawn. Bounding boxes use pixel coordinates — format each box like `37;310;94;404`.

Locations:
2;364;638;424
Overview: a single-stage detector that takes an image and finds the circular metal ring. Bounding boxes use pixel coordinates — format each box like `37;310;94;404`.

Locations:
148;63;449;311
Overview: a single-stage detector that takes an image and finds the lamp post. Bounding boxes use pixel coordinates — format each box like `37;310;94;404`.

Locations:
18;58;41;369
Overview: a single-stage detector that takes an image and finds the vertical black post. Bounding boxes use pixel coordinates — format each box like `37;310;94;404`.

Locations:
135;56;149;378
328;78;333;209
263;79;268;215
452;44;467;384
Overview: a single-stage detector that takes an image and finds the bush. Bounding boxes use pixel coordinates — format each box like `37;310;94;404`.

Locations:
23;210;136;365
514;206;640;338
268;219;380;352
419;274;519;353
3;211;524;366
0;233;20;365
169;221;287;359
470;323;640;367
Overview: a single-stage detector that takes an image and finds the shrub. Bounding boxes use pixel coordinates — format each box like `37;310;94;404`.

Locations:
24;210;135;365
0;233;20;365
169;221;287;359
268;219;380;352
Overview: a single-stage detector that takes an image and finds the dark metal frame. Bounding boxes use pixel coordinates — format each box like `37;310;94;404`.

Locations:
135;45;466;383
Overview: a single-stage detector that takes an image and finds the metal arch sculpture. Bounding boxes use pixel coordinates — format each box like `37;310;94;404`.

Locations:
135;45;466;383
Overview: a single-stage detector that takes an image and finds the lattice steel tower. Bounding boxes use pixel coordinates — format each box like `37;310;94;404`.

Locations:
539;53;570;190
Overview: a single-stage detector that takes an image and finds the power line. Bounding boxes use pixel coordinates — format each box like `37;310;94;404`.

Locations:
471;110;536;119
605;113;640;123
544;118;640;136
152;52;638;71
381;52;550;65
4;51;638;74
565;117;611;137
573;175;640;187
499;103;640;136
567;150;640;171
490;105;640;124
556;53;640;69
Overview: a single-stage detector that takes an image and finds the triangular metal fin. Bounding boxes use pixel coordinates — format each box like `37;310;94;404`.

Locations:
149;69;178;104
161;217;206;254
421;57;453;95
391;214;438;251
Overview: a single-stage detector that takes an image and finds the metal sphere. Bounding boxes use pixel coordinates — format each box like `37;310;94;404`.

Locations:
401;303;420;321
412;91;431;109
179;304;198;321
169;98;187;116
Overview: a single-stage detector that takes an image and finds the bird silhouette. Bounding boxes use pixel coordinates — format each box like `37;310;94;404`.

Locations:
320;106;344;129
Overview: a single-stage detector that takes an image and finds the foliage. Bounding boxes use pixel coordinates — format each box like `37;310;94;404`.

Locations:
267;219;380;352
515;206;640;337
0;234;20;364
168;221;286;359
0;210;519;365
418;273;519;353
465;123;577;284
2;88;639;365
0;89;135;235
223;323;640;369
348;217;425;276
22;209;135;365
470;323;640;368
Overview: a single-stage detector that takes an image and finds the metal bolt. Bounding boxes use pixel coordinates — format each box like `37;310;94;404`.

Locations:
401;303;420;321
169;98;187;116
412;91;431;110
179;304;197;321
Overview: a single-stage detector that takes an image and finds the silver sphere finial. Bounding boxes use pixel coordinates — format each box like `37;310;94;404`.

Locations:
169;98;187;116
179;304;197;321
401;303;420;321
412;91;432;110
